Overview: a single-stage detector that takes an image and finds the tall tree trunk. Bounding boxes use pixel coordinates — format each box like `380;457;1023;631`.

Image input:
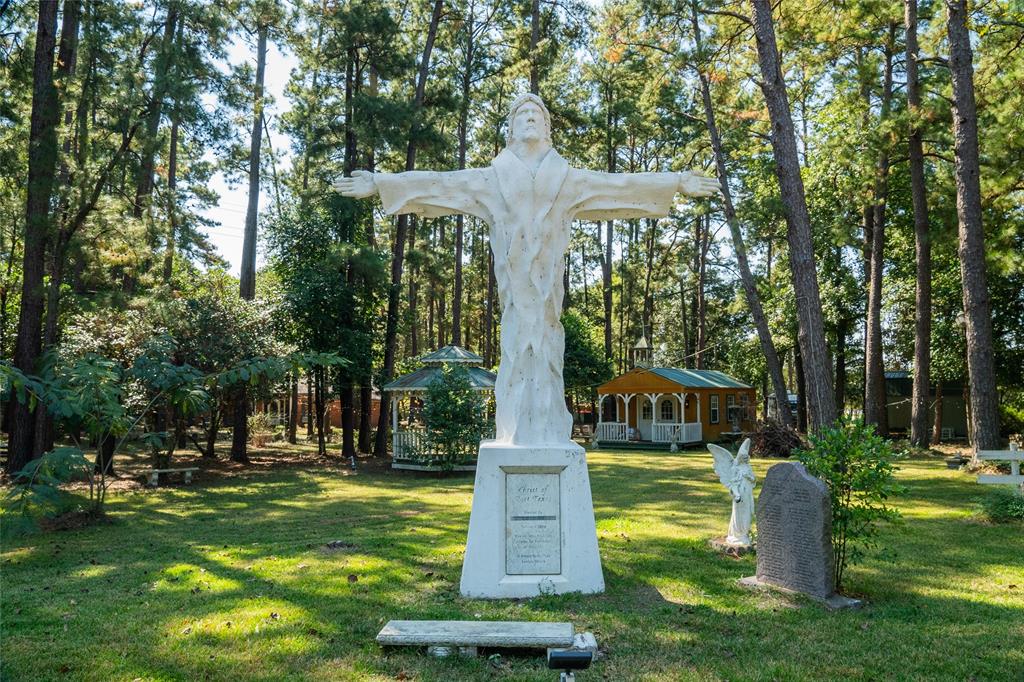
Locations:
795;342;808;432
946;0;999;450
485;251;495;366
749;0;837;430
437;223;447;348
8;0;60;474
288;373;298;444
602;221;614;360
695;215;708;369
932;381;943;443
679;275;690;369
232;21;268;464
906;0;932;447
314;366;326;456
601;85;616;360
239;22;267;300
640;220;654;337
408;216;419;357
94;432;115;476
529;0;540;94
134;3;178;219
691;0;792;425
229;389;249;463
835;316;848;414
204;408;220;459
162;113;179;283
452;8;474;346
373;0;444;457
340;383;355;459
306;370;314;438
32;0;82;459
358;383;372;453
864;27;896;436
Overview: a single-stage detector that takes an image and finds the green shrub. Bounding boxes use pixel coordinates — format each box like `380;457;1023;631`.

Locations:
248;411;275;447
980;487;1024;523
797;419;905;592
999;403;1024;438
2;447;95;535
420;365;488;469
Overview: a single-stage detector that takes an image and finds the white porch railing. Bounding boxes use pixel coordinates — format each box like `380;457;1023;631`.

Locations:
652;422;702;443
597;422;628;442
393;429;426;458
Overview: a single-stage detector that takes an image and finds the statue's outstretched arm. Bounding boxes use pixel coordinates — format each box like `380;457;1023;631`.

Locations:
677;171;722;198
572;169;720;221
334;168;490;221
333;170;377;198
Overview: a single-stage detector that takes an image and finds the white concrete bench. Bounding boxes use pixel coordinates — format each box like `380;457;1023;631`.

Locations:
148;467;199;487
377;620;575;657
977;444;1023;492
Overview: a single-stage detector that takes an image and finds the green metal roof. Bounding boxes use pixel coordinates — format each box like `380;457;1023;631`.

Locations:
649;367;752;389
419;345;484;365
383;366;496;393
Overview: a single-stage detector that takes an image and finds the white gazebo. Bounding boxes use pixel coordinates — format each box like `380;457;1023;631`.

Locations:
383;345;496;470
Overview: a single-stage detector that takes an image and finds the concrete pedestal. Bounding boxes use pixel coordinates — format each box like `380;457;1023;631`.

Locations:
459;441;605;598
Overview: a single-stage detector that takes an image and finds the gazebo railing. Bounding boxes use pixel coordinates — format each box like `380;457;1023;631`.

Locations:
394;429;426;458
392;427;495;461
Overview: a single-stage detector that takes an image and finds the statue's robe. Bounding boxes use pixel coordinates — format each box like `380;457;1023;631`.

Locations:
376;148;679;446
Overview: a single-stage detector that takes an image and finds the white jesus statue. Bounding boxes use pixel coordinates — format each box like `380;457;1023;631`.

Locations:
336;94;719;447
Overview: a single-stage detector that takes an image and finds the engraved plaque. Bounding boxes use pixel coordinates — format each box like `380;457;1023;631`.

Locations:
505;472;561;575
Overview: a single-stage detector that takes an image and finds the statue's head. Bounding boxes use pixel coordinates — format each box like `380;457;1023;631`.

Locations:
737;451;750;465
506;93;552;148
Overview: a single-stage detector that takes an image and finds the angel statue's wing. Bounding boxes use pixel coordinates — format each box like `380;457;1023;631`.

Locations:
707;443;734;488
737;438;752;459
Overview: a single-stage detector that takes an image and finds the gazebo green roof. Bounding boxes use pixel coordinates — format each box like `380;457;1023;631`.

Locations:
383;344;494;393
383;366;496;393
419;345;484;365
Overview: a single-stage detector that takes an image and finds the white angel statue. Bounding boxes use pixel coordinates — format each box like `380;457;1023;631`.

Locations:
708;438;756;546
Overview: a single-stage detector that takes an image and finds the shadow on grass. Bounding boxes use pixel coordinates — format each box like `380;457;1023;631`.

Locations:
2;452;1022;681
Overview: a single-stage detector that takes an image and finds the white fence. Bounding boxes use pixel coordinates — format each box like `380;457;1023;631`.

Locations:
652;422;703;444
977;444;1024;492
598;421;703;444
597;422;628;443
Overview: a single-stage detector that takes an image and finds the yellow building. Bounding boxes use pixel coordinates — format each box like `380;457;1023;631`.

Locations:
595;367;756;446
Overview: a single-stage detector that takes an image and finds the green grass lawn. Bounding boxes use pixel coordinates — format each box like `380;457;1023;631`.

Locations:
2;446;1022;681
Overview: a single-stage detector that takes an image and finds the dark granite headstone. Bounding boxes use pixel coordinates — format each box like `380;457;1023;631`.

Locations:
754;462;834;600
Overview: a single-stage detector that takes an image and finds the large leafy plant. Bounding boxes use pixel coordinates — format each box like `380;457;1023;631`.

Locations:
420;365;489;469
797;419;905;592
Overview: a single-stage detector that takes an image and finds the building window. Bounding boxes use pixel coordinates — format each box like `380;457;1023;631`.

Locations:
660;400;674;421
710;395;720;424
739;392;752;419
642;401;652;420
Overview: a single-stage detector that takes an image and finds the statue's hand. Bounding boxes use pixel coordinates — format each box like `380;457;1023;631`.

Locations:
333;170;377;199
678;171;722;198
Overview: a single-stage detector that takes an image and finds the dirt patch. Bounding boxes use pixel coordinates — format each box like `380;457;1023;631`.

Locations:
39;509;109;532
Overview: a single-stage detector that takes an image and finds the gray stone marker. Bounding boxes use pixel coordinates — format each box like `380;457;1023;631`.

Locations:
739;462;860;609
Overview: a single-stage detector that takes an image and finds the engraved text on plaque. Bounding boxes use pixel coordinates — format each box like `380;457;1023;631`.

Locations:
505;472;561;575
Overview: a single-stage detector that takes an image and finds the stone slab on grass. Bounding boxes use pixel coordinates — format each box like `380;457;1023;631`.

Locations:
738;575;863;611
377;620;574;648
